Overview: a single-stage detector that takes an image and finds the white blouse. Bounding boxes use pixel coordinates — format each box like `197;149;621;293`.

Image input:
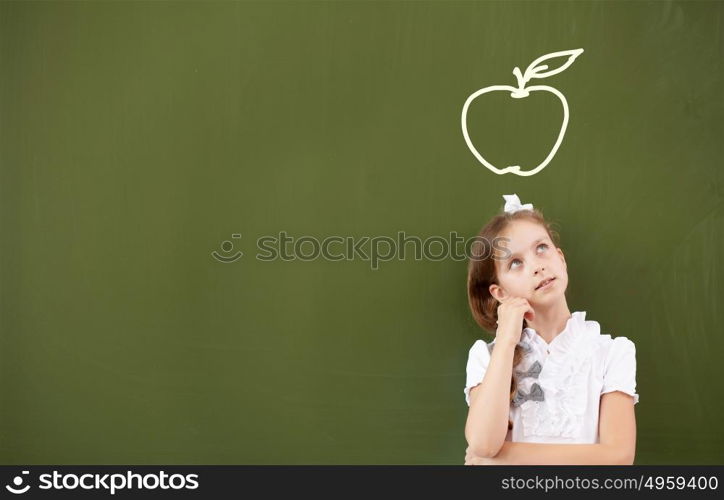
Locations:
464;311;639;444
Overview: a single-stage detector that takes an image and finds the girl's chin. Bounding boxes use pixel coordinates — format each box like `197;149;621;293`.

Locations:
530;290;563;304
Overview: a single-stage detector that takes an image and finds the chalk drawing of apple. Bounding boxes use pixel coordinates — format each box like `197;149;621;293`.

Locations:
461;48;584;177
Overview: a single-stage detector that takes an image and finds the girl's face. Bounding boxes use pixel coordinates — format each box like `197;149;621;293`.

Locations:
489;219;568;306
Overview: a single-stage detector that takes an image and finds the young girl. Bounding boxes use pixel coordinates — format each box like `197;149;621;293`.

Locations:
463;194;639;465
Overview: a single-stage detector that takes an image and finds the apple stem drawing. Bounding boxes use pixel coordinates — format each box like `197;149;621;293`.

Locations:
461;48;584;176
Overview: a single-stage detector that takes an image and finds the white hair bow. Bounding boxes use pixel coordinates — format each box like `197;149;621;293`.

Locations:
503;194;534;214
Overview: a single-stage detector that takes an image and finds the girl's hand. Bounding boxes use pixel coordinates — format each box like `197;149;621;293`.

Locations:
464;445;507;465
494;297;535;348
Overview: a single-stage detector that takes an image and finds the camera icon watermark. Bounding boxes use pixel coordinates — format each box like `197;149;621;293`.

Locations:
5;470;30;494
211;234;243;263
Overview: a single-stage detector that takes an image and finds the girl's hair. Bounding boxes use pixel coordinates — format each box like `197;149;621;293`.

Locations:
466;205;561;427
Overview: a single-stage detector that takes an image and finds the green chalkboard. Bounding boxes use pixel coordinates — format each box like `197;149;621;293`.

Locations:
1;0;722;464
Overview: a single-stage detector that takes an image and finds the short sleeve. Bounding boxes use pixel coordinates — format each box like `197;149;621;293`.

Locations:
463;340;491;407
601;337;639;404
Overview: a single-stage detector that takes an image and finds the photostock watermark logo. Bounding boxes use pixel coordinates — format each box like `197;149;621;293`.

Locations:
4;469;200;495
5;470;30;494
212;231;513;270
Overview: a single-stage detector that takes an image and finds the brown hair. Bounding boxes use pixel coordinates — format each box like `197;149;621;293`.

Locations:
466;204;561;427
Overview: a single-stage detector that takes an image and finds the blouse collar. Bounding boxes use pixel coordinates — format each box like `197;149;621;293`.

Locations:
520;311;587;349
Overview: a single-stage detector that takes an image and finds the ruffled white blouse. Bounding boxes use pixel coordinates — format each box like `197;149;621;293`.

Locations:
464;311;639;444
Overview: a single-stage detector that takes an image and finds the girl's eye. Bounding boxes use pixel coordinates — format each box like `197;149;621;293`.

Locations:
509;243;548;269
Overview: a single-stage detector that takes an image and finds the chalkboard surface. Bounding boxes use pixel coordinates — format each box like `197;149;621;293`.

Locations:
1;1;722;464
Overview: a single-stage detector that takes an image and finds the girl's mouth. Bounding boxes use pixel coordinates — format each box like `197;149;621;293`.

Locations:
535;277;556;290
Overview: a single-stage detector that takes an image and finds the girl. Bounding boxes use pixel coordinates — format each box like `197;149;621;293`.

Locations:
463;194;638;465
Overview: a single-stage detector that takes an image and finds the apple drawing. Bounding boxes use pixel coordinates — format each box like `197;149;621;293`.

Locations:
461;48;584;177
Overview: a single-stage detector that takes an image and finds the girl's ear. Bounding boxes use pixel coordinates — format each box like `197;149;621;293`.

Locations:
489;283;506;303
